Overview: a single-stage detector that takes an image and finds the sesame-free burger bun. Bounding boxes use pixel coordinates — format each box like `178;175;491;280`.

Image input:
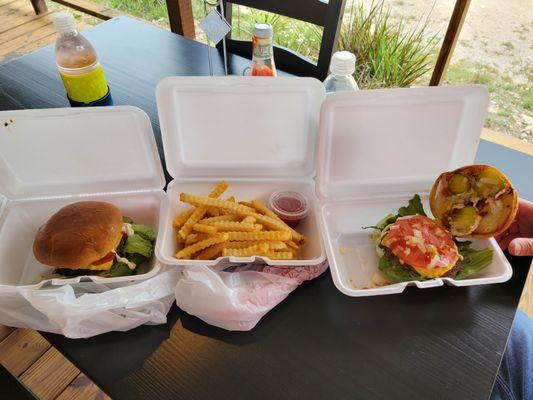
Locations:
33;201;123;269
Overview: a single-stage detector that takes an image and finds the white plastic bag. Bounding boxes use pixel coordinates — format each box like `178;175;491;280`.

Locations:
175;262;328;331
0;267;180;338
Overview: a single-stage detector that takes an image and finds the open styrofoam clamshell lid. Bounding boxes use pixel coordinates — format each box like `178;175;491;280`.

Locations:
315;85;513;296
0;106;166;288
155;76;327;266
156;76;324;179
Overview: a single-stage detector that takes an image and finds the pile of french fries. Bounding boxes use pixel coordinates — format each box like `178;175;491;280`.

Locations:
172;181;306;260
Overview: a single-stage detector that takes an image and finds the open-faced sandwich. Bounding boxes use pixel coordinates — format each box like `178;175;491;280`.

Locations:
430;165;518;237
33;201;156;278
367;195;493;283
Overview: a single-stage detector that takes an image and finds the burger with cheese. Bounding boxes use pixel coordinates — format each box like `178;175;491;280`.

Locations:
33;201;155;277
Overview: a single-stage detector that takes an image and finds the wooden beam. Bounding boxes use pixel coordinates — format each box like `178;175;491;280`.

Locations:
429;0;471;86
166;0;195;39
49;0;119;20
29;0;47;15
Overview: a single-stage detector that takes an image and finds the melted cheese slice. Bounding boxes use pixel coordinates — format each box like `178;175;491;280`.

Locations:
85;260;114;271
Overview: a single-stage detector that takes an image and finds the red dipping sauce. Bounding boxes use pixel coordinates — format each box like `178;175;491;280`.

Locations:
268;191;309;228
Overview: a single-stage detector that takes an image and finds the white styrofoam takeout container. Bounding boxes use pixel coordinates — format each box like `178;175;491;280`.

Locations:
155;76;327;266
0;106;166;288
315;85;513;296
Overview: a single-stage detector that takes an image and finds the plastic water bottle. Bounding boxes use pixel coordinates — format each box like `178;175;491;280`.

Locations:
53;12;113;106
251;23;277;77
323;51;359;93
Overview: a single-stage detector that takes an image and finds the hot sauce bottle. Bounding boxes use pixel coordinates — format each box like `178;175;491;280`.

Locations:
251;23;277;77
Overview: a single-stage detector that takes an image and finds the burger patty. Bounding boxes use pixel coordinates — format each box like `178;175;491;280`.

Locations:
381;248;465;281
442;259;464;278
54;268;108;277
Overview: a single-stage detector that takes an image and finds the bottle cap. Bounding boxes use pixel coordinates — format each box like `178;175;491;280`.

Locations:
329;51;356;75
53;11;77;35
253;23;273;38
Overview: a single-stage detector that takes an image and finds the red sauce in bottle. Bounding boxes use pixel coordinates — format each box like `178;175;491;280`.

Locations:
269;191;309;228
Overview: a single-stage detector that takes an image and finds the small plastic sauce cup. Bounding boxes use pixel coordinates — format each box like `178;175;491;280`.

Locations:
268;191;309;228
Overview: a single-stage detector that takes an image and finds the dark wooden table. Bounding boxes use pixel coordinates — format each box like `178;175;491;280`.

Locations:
1;16;531;400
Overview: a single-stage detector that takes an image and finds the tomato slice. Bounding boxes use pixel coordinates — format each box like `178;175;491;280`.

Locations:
92;251;116;265
381;215;458;269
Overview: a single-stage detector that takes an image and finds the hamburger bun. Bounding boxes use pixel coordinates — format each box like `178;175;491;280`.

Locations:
33;201;123;269
429;165;518;238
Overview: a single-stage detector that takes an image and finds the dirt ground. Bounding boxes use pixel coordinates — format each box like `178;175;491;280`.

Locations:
356;0;533;142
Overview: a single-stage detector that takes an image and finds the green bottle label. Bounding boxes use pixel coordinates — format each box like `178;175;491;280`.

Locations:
59;64;108;103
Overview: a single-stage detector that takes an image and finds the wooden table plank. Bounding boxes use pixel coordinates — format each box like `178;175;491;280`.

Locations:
0;329;50;376
20;347;79;400
0;2;42;34
0;13;55;45
0;324;15;341
0;22;56;58
56;373;110;400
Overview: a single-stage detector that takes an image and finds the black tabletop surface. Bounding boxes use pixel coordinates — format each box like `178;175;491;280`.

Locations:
1;16;531;400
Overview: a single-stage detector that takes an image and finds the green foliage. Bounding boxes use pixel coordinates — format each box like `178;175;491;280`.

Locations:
338;0;438;88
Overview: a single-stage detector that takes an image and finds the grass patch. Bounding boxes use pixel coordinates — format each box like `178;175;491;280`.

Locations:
338;0;438;88
502;41;514;50
522;88;533;111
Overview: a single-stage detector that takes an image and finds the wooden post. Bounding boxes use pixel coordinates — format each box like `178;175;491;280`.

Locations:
166;0;196;39
429;0;471;86
30;0;48;15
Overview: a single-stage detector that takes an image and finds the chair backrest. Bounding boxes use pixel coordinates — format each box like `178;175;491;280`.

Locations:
219;0;347;80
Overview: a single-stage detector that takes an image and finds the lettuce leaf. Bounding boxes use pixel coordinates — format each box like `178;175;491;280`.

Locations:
122;216;134;224
131;224;156;242
378;252;427;282
108;261;135;277
363;194;426;231
455;241;493;280
123;233;154;258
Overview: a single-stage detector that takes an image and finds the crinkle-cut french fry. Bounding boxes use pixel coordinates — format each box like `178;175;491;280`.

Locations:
178;207;206;239
265;241;287;250
209;221;261;232
180;194;255;215
239;201;254;208
210;181;229;198
200;214;239;224
192;223;218;234
195;242;226;260
226;231;290;241
227;196;236;202
225;241;286;250
286;240;299;250
251;199;278;219
264;251;294;260
173;208;194;228
178;182;228;239
222;243;269;257
175;233;228;259
206;207;221;217
248;213;289;232
252;199;306;243
241;216;256;224
185;233;210;245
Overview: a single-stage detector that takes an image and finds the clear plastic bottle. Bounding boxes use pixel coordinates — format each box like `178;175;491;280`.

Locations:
53;12;112;106
323;51;359;93
251;23;277;77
